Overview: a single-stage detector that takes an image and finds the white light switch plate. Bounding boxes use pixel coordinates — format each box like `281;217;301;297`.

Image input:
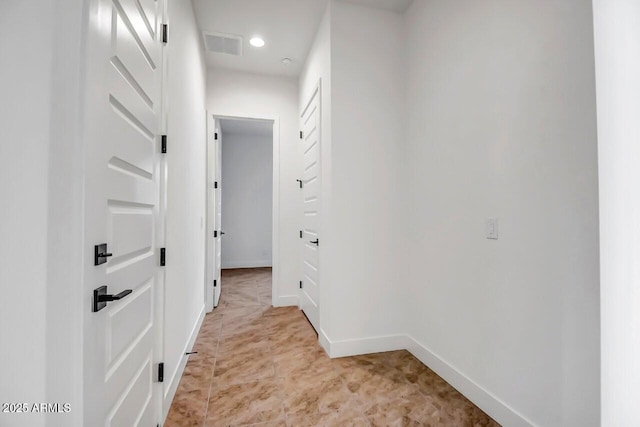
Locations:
486;218;498;239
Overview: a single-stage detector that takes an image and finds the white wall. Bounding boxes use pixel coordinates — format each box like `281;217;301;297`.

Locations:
298;1;602;424
207;69;300;306
221;132;273;268
163;0;208;413
299;1;407;356
593;1;640;425
402;1;600;426
0;2;53;426
45;1;85;425
1;1;85;426
325;1;406;348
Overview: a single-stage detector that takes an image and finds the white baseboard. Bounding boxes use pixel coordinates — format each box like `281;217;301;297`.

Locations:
319;328;331;356
222;260;272;269
162;304;206;422
323;333;407;359
274;294;298;307
317;331;534;427
405;335;535;427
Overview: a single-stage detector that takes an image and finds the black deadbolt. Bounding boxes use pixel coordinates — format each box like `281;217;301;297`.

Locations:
94;243;113;266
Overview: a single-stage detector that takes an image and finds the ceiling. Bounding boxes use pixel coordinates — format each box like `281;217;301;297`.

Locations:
191;0;412;77
343;0;413;13
192;0;329;77
219;118;273;137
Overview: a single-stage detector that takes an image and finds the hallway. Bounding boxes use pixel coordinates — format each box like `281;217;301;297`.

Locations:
166;268;499;426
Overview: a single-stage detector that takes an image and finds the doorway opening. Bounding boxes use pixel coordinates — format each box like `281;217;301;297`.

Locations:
206;115;277;312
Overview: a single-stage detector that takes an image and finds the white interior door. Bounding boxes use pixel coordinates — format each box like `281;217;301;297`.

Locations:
82;0;164;425
214;122;223;306
206;115;216;311
300;85;321;332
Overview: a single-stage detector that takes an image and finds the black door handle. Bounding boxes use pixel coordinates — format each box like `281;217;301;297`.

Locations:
296;179;303;188
310;239;319;246
101;290;132;302
93;286;133;312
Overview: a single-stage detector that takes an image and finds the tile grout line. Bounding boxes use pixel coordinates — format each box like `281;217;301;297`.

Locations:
201;356;217;427
203;303;223;427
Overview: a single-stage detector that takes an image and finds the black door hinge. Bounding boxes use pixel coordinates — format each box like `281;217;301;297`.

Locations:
299;230;303;238
213;279;217;287
300;131;303;139
160;248;166;266
158;363;164;382
214;181;218;189
214;132;218;140
161;135;167;153
214;230;217;238
162;24;168;44
299;281;303;289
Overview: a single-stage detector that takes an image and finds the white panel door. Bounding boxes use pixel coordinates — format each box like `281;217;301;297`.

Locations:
82;0;164;425
300;85;321;332
206;116;217;311
214;124;223;306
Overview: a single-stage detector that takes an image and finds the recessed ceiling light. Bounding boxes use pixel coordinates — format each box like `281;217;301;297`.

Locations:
281;58;293;65
249;37;265;48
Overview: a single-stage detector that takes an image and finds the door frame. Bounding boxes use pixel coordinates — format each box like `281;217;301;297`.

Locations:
205;114;213;311
156;0;169;420
205;112;281;311
42;1;87;425
205;114;221;311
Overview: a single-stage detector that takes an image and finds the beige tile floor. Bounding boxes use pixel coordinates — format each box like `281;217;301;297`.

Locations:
165;268;500;427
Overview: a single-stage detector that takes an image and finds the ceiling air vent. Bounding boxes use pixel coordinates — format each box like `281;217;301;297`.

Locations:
203;32;243;56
